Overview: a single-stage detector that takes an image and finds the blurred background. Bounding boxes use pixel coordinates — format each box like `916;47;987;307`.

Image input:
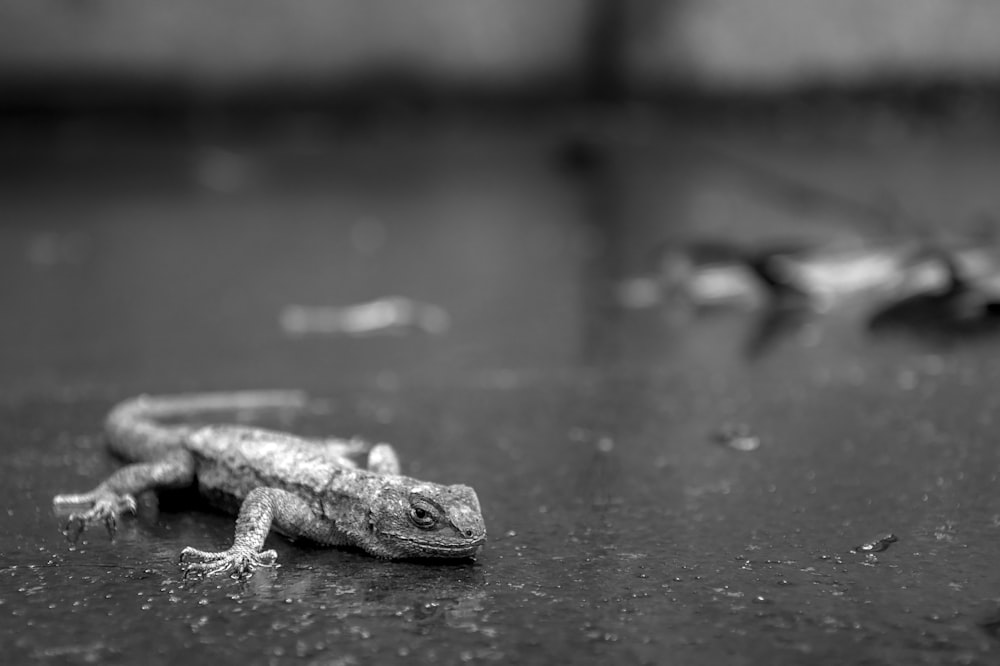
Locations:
4;3;1000;665
4;0;1000;96
2;0;1000;396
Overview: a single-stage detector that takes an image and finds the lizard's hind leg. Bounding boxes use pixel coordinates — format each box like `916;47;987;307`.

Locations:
367;443;401;475
311;439;400;474
53;449;196;540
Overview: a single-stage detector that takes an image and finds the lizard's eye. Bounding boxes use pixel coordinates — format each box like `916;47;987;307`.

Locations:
408;503;438;529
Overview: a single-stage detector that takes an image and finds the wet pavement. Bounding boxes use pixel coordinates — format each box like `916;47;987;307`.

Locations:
2;118;1000;664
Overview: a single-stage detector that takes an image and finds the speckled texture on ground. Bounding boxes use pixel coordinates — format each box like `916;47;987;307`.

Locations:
1;121;999;665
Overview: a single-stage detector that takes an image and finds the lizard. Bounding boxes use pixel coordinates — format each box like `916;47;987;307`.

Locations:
52;391;486;576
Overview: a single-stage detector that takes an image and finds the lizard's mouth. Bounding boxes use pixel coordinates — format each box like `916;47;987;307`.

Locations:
389;532;486;559
420;536;486;558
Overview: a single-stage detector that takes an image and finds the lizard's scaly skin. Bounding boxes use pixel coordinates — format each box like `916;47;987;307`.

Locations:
53;391;486;575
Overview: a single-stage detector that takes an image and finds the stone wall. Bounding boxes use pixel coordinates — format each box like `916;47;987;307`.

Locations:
1;0;998;90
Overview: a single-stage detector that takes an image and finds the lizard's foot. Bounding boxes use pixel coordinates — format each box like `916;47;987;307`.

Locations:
53;491;137;541
179;545;278;578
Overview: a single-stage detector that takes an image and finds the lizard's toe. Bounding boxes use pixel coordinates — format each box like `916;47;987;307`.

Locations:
61;515;87;543
179;546;278;578
101;512;119;539
179;546;219;563
57;493;136;542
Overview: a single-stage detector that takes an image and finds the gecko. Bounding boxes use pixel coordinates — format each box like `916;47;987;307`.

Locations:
52;391;486;576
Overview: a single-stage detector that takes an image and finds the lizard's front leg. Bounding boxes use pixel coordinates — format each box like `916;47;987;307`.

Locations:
180;488;335;577
53;449;195;539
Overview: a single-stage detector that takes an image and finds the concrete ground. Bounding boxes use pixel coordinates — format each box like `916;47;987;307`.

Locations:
1;114;1000;664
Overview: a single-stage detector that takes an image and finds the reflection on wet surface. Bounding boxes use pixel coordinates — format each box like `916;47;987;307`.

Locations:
2;123;1000;664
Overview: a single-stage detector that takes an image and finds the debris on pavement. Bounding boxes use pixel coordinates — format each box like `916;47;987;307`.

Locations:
851;533;898;554
712;423;761;452
280;297;450;337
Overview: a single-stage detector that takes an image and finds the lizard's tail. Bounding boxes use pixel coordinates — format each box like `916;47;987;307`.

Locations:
105;390;310;462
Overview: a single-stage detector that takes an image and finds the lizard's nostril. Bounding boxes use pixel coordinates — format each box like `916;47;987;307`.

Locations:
465;529;473;537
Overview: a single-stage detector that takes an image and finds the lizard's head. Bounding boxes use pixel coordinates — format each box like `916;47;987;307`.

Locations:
367;481;486;560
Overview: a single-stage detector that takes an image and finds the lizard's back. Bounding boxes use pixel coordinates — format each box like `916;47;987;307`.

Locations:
186;425;365;514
